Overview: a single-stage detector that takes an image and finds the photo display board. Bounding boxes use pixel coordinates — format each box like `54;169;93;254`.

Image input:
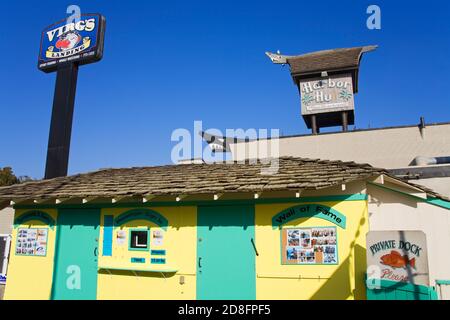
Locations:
282;227;338;265
15;228;48;256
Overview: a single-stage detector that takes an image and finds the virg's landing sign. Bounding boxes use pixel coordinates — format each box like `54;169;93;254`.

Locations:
38;14;106;72
366;231;430;286
300;74;355;116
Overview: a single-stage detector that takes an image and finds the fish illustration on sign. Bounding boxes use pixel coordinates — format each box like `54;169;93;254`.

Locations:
38;14;106;72
380;250;416;269
55;31;82;50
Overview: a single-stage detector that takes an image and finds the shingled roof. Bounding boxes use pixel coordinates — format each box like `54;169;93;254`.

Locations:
0;157;387;203
287;45;377;76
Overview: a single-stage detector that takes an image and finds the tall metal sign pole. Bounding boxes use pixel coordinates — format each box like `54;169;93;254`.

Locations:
38;14;106;179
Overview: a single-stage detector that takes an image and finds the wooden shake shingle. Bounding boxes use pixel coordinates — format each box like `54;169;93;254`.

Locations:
1;156;446;205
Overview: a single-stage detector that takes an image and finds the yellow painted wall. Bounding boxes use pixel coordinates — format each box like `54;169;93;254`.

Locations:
4;200;368;300
255;201;369;300
96;206;197;300
4;209;58;300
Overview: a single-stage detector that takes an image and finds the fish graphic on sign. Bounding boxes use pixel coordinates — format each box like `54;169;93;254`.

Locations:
38;14;105;72
380;250;416;269
45;31;91;59
55;31;81;50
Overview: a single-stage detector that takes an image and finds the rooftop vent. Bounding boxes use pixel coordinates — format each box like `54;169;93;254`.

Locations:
410;156;450;166
177;158;205;165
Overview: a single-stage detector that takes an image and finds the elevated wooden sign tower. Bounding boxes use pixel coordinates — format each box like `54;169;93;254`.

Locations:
267;46;377;134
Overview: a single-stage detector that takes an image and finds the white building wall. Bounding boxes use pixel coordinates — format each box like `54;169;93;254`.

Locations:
409;177;450;199
437;284;450;300
367;185;450;299
0;207;13;235
228;123;450;198
0;207;13;300
230;123;450;169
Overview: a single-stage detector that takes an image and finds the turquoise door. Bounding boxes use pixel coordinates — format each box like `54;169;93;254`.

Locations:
197;205;256;300
366;279;438;300
51;209;100;300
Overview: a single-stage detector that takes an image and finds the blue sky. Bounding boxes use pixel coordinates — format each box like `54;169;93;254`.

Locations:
1;0;449;178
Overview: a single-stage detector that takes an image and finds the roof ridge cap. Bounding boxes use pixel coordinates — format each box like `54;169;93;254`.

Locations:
287;45;376;60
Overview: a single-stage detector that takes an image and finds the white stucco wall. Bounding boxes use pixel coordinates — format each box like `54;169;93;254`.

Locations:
409;177;450;199
367;185;450;299
230;123;450;169
0;207;13;235
228;123;450;198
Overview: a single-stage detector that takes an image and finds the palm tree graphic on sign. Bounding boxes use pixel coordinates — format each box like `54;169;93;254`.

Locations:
339;89;353;101
302;94;314;105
